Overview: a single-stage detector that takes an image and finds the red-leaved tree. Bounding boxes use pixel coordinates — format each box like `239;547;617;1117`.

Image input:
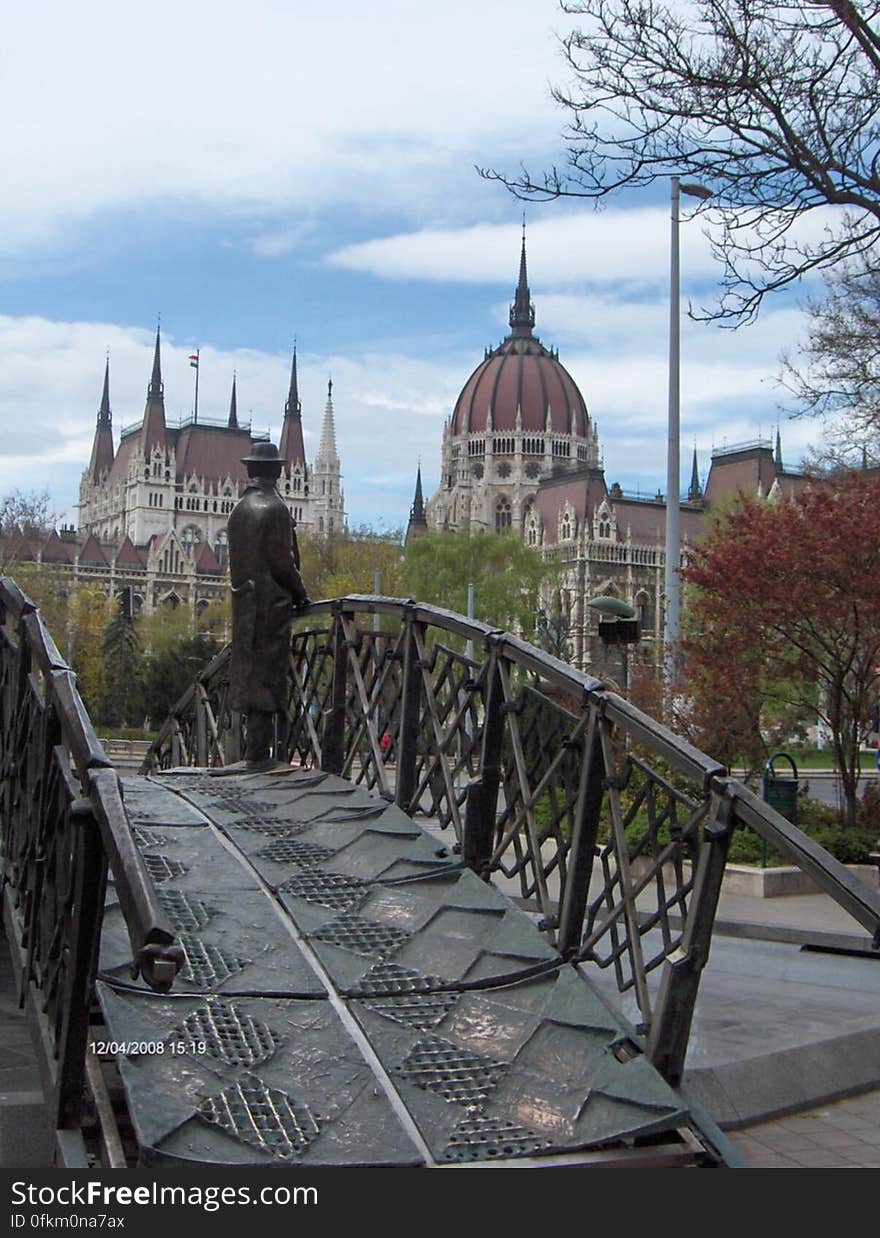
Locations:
681;473;880;827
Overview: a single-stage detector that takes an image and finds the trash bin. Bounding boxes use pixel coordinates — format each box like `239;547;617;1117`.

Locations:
762;752;799;826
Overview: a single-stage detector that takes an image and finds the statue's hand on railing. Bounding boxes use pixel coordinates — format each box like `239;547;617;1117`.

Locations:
134;941;186;994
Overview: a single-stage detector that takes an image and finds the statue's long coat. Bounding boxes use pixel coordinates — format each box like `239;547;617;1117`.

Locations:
227;481;308;713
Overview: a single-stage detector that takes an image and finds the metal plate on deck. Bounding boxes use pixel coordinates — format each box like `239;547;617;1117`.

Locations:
96;985;423;1167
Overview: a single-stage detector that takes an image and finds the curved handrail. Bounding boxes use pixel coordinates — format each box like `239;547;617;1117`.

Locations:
0;578;182;990
147;595;724;785
142;592;880;1085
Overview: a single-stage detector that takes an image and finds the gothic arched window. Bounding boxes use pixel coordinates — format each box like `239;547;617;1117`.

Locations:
595;500;615;541
495;496;512;532
181;525;202;553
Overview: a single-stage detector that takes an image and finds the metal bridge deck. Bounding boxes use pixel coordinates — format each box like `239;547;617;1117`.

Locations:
96;765;704;1168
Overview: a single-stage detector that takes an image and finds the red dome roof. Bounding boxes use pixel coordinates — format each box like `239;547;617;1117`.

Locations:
451;334;589;437
450;234;589;438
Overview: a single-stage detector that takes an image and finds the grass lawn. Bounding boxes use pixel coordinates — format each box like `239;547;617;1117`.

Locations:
775;748;878;772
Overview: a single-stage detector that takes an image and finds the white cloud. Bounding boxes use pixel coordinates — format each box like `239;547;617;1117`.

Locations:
327;210;723;288
248;221;319;257
0;0;569;252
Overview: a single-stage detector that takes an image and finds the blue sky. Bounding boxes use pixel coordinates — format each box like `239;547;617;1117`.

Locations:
1;0;827;531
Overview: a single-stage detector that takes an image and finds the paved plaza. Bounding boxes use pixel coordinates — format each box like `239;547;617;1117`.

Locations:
729;1091;880;1168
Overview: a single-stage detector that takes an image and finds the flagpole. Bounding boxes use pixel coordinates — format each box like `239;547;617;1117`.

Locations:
190;349;200;423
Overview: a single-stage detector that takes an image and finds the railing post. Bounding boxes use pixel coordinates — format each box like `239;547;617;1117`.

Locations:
462;642;504;873
195;684;208;766
394;607;422;813
225;711;242;765
321;603;347;776
462;779;492;878
0;604;28;851
171;723;184;767
56;796;108;1130
647;787;734;1085
557;704;605;954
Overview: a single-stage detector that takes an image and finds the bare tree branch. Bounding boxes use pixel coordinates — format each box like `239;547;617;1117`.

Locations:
780;241;880;460
480;1;880;324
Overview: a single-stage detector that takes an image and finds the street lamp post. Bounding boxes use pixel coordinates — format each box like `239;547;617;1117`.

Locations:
665;176;712;691
588;595;640;698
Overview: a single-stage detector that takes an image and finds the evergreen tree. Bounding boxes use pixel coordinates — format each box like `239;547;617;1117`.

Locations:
99;594;142;728
141;631;219;727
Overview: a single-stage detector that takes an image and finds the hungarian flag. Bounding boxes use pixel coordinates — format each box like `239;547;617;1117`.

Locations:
189;353;199;369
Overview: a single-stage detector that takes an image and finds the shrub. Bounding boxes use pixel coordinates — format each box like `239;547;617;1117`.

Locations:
857;781;880;832
727;828;784;866
808;826;878;865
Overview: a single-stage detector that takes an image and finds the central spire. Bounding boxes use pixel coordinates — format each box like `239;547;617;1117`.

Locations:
509;223;535;337
688;445;702;502
285;342;302;419
406;463;428;544
411;463;426;522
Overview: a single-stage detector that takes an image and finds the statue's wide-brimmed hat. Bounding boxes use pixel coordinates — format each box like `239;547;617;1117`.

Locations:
241;441;282;467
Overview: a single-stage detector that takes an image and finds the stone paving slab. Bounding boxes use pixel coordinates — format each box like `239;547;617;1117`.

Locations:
730;1088;880;1168
582;927;880;1129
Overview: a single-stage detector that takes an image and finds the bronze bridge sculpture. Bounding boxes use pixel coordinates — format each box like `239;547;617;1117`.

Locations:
3;581;879;1168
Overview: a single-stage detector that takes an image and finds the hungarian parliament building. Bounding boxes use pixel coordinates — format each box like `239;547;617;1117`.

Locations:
22;240;805;669
33;334;344;618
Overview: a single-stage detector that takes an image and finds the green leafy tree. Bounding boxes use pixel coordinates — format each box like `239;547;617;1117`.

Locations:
136;602;223;726
12;562;72;651
403;530;549;637
535;591;574;662
196;595;231;644
68;586;109;717
298;526;405;601
682;472;880;826
138;602;195;658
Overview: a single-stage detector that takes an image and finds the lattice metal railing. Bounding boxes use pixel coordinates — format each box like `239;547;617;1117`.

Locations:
144;594;880;1085
0;578;182;1139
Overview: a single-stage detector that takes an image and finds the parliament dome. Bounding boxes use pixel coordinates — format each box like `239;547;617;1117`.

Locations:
450;239;589;438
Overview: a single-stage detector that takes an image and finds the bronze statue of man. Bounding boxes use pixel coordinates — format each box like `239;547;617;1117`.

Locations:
227;441;310;764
